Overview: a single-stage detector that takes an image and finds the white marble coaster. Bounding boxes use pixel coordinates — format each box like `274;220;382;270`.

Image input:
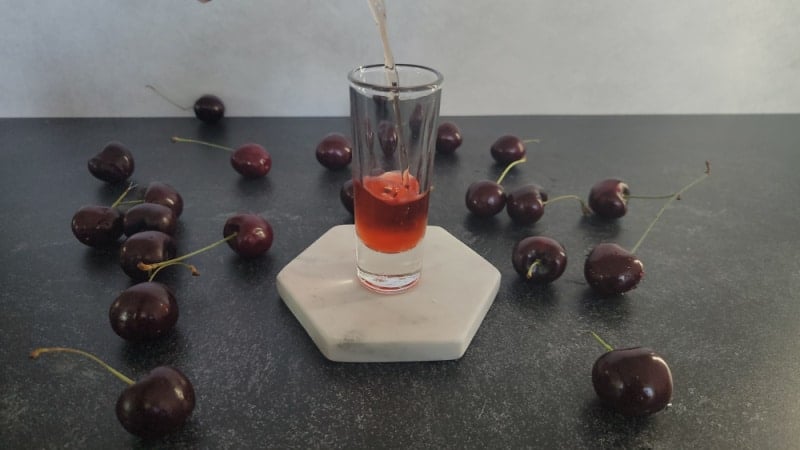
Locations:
276;225;501;362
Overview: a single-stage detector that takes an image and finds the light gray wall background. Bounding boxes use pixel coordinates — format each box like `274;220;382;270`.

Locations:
1;0;798;118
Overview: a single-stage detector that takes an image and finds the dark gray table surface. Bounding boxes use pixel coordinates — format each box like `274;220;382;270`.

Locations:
1;115;798;449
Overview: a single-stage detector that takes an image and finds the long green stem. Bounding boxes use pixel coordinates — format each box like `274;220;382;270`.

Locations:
110;183;136;208
630;161;711;254
626;193;676;200
521;138;540;144
495;158;527;185
148;262;199;282
145;84;190;111
30;347;135;386
171;136;234;152
590;331;614;352
138;233;238;274
543;194;591;216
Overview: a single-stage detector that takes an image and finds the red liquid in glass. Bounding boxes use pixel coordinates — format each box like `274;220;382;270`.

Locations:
354;171;430;253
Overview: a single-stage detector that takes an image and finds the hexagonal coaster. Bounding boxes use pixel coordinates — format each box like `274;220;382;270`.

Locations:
276;225;501;362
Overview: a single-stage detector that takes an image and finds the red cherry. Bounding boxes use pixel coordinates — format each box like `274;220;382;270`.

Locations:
588;179;630;219
465;180;506;217
71;205;123;247
592;343;673;417
30;347;195;439
506;184;548;225
436;122;463;154
193;94;225;124
231;143;272;178
171;137;271;178
490;135;526;164
223;214;274;258
465;158;527;217
88;141;135;184
584;163;712;295
109;282;178;341
122;203;177;237
71;184;136;247
511;236;567;283
119;231;178;281
315;133;353;170
116;366;196;438
584;243;644;295
144;181;184;217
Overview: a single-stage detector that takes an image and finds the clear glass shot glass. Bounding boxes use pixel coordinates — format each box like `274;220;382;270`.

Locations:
348;64;443;293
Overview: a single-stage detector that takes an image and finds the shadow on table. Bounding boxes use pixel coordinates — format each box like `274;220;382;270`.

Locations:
505;276;561;318
119;328;192;369
235;174;272;198
580;398;658;448
575;288;633;328
578;214;623;241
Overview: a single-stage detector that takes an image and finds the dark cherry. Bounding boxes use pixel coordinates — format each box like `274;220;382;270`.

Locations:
70;184;135;247
592;346;673;416
116;366;196;439
340;179;355;215
223;214;274;258
88;141;135;184
584;243;644;295
30;347;195;439
171;137;271;179
123;203;177;237
144;182;184;218
377;121;398;157
109;282;178;341
465;180;506;217
436;122;462;154
465;158;526;217
231;143;272;178
588;178;630;219
490;135;526;164
120;231;177;281
315;133;353;170
511;236;567;283
506;184;548;225
193;94;225;124
71;205;123;247
584;164;711;296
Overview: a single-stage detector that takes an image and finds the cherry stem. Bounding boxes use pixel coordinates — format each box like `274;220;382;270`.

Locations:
526;259;542;279
630;161;711;254
30;347;135;386
145;84;190;111
137;233;238;276
521;139;540;144
495;158;527;185
110;183;136;208
543;194;591;216
625;193;676;200
148;262;200;282
590;331;614;352
171;136;234;152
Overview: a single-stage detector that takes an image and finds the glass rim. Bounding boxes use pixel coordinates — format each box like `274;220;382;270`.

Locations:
348;64;443;93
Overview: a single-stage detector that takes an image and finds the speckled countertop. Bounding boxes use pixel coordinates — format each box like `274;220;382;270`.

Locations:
2;115;798;449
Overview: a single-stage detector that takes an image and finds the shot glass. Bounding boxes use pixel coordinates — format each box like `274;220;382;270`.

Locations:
348;64;443;293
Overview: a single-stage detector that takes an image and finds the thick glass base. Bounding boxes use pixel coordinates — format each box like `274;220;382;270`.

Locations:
356;239;423;294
